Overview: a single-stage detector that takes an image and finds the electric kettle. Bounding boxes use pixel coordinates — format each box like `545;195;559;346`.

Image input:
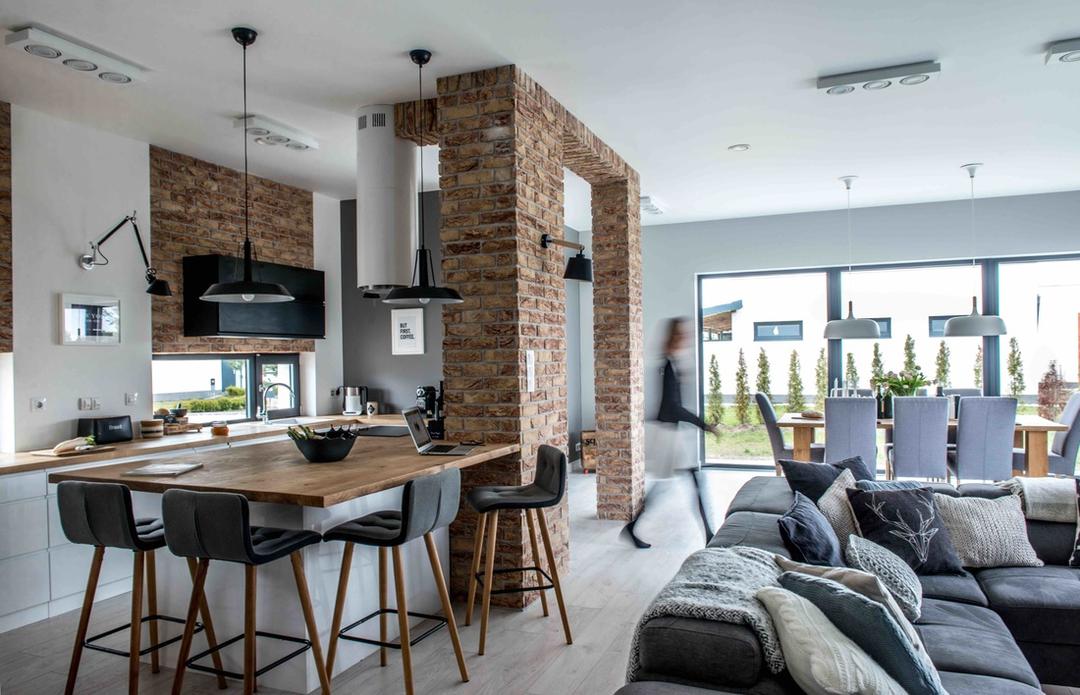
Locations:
338;386;368;415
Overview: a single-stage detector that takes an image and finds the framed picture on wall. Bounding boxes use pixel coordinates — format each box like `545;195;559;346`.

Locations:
60;294;121;346
391;308;424;355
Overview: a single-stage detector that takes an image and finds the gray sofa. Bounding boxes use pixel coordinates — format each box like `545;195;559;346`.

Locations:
619;476;1080;694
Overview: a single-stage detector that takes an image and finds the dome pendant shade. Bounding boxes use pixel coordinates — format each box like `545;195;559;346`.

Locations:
943;296;1006;337
564;252;593;282
383;248;463;305
201;238;293;303
824;301;881;339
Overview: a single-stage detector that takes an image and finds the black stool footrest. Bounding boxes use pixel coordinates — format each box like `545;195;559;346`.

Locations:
338;608;447;649
474;566;554;595
187;630;311;680
84;614;201;658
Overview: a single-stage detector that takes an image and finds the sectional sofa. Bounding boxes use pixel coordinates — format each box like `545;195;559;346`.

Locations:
617;475;1080;694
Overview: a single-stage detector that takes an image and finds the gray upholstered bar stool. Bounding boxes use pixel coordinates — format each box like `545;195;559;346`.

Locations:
163;489;330;695
56;481;226;695
323;467;468;695
465;444;572;655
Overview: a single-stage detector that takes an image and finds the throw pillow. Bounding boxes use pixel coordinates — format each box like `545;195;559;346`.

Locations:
847;487;964;574
933;494;1043;568
856;480;923;492
774;556;921;648
778;492;844;566
845;534;922;622
834;455;876;482
780;456;874;500
755;586;906;695
1072;479;1080;567
778;573;946;695
817;469;858;553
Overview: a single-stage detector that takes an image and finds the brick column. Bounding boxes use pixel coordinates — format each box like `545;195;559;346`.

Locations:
591;175;645;521
438;67;569;606
0;101;11;353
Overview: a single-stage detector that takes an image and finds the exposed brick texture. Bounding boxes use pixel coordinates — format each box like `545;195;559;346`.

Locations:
149;146;314;354
0;102;10;353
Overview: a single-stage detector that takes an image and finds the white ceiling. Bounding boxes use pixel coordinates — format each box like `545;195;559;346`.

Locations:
2;0;1079;231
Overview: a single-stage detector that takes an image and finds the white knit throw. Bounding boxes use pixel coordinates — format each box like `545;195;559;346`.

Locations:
998;477;1077;523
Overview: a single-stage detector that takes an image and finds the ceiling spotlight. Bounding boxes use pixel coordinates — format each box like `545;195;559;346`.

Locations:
253;137;277;146
63;58;98;71
1046;37;1080;64
817;60;939;94
640;196;665;215
727;143;751;152
98;71;132;84
25;44;60;59
246;126;271;136
1061;51;1080;62
233;114;318;151
264;134;290;145
285;142;310;150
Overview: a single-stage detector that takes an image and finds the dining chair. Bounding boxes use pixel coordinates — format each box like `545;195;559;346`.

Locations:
1013;392;1080;477
943;389;982;443
824;397;878;477
889;397;948;480
756;392;824;464
948;396;1018;482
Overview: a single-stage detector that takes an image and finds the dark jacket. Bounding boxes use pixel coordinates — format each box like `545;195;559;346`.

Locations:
657;358;709;430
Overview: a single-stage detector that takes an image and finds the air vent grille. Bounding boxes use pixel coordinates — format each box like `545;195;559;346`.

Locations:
357;115;367;130
372;112;387;128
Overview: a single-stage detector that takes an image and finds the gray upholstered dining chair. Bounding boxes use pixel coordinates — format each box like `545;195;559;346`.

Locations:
755;392;825;464
889;397;948;480
824;397;878;476
1013;391;1080;477
948;396;1018;482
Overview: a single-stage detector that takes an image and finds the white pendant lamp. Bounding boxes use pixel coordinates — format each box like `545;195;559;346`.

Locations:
824;176;881;340
944;164;1006;337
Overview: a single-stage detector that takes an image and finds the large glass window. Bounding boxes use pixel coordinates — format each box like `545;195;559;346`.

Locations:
152;353;301;423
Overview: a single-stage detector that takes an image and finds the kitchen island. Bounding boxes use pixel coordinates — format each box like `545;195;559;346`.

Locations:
47;431;518;693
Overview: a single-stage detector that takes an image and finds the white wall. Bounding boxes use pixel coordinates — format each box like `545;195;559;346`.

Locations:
306;192;343;416
12;107;152;451
577;229;595;431
643;189;1080;465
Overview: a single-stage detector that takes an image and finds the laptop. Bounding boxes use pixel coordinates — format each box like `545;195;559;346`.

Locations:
402;408;476;456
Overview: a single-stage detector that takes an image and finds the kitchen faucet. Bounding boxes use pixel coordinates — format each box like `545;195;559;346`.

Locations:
260;382;296;424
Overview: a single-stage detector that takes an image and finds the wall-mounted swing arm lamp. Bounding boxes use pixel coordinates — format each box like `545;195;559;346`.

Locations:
78;212;172;296
540;233;592;282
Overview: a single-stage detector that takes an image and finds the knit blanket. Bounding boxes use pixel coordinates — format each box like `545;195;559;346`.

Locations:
626;546;785;682
998;477;1078;523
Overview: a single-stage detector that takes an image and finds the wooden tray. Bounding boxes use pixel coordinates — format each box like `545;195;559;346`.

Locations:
164;423;204;435
32;445;117;458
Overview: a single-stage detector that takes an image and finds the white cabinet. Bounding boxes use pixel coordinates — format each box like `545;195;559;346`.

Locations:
49;542;132;600
0;550;50;615
0;497;48;559
0;470;45;503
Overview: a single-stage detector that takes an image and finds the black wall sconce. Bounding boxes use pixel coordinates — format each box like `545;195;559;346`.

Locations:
78;212;172;296
540;233;592;282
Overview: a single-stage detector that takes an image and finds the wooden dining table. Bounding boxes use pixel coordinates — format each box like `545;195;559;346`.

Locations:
776;412;1068;477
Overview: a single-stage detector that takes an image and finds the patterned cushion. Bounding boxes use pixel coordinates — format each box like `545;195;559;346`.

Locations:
817;469;858;553
856;480;924;492
846;487;964;575
933;493;1042;568
846;534;922;622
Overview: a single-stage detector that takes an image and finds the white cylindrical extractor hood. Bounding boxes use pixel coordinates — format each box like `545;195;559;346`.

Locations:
356;104;417;295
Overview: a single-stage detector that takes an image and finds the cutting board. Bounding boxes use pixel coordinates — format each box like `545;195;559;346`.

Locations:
31;445;117;458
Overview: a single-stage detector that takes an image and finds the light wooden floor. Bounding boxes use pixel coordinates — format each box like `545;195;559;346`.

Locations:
0;470;753;695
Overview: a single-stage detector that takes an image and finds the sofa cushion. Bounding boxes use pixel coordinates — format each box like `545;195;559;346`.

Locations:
915;599;1040;688
614;683;733;695
709;511;789;557
933;493;1042;568
846;535;923;621
777;492;843;566
847;487;965;575
816;470;858;552
977;565;1080;645
918;570;988;607
635;616;767;689
956;483;1011;499
726;476;795;517
778;459;843;501
936;671;1043;695
1026;518;1077;566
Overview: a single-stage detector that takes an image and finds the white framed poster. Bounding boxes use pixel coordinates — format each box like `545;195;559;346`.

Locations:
391;308;424;355
60;294;121;346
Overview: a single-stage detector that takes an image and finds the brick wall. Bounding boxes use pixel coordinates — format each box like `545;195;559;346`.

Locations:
149;146;314;353
0;102;11;353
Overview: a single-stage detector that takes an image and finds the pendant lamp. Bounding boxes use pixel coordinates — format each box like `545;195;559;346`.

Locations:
384;50;463;306
944;164;1006;337
823;176;880;339
202;27;293;304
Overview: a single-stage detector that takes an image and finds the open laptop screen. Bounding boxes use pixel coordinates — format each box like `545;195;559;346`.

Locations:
403;408;432;449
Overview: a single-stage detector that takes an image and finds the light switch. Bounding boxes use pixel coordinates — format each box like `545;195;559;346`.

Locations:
78;397;101;411
125;392;138;405
526;350;536;392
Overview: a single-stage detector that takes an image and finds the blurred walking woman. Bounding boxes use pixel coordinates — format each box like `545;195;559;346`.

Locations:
654;317;717;477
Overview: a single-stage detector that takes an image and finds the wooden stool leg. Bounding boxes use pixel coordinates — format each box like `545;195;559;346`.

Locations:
65;546;104;695
290;552;331;695
128;551;146;695
185;557;227;689
391;546;414;695
478;510;499;656
244;564;257;695
536;508;573;645
424;533;469;683
379;546;388;667
147;550;160;673
327;542;354;676
525;508;550;616
464;511;487;626
172;559;210;695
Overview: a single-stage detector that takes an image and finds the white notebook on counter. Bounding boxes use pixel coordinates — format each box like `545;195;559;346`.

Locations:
123;462;204;477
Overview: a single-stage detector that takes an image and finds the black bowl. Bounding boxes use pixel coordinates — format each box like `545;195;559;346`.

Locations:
292;436;355;463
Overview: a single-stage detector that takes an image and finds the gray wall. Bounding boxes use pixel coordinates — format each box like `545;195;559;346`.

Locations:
641;189;1080;465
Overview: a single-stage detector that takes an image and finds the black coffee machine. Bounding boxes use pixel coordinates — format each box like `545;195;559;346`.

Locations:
417;382;445;439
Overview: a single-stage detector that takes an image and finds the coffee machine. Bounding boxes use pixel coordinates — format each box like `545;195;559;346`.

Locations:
417;383;445;439
337;386;368;415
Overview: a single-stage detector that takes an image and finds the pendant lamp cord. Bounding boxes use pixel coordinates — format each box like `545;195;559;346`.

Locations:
242;42;250;245
845;179;853;273
969;167;976;269
417;61;425;252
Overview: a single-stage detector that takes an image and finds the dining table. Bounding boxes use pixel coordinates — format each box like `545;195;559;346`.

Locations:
776;412;1068;477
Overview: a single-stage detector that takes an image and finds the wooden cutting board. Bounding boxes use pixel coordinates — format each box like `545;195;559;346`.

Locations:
32;445;117;458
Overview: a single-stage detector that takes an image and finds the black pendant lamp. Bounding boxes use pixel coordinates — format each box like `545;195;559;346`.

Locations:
202;27;293;304
384;49;463;306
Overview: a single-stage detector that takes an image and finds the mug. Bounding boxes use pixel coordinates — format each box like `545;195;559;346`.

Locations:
366;401;379;417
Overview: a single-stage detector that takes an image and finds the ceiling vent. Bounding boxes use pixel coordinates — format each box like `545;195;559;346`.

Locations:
817;61;940;95
233;115;318;151
1046;37;1080;65
640;196;665;215
5;26;145;84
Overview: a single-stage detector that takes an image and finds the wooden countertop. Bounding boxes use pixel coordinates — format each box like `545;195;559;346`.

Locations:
0;415;404;476
47;436;519;507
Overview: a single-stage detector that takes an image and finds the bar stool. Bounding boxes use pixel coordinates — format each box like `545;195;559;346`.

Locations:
56;481;227;695
163;489;331;695
324;468;468;695
465;444;572;655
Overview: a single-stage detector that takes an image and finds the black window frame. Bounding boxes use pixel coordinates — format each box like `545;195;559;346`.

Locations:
254;353;302;420
868;317;892;339
753;320;803;342
928;315;961;338
151;352;302;423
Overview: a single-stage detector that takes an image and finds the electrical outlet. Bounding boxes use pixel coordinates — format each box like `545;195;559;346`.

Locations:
125;392;138;405
93;397;102;410
30;396;46;412
78;397;102;411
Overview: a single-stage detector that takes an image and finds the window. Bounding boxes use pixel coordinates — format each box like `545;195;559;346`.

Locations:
754;321;803;341
703;328;732;342
152;353;301;423
928;315;961;338
869;318;892;339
